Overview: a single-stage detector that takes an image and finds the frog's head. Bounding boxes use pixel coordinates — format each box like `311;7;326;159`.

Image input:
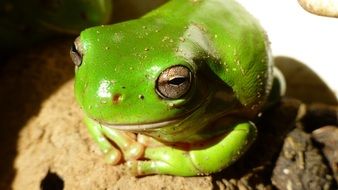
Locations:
71;20;272;141
71;21;213;131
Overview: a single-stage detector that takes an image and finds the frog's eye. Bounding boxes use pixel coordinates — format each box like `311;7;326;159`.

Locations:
70;37;83;67
156;65;193;99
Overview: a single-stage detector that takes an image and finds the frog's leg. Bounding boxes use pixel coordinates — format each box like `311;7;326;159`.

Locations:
84;116;144;164
128;122;257;176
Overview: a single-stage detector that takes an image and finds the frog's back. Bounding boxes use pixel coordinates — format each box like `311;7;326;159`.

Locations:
146;0;273;107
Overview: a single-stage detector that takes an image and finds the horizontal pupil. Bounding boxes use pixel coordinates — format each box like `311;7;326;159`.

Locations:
168;77;187;85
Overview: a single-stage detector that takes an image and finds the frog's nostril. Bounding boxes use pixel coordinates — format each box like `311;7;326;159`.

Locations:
112;93;122;104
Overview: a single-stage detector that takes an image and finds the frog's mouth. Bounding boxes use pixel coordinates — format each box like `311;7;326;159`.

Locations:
101;101;205;132
102;90;214;132
103;118;182;131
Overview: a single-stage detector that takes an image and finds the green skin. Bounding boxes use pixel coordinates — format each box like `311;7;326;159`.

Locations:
73;0;285;176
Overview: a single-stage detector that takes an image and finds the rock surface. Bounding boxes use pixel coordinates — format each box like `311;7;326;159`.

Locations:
272;128;334;190
0;39;75;189
298;0;338;17
312;126;338;182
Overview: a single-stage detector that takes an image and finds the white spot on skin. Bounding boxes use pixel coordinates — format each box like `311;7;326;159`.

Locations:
97;80;112;98
235;59;245;74
112;32;124;43
98;137;107;144
162;36;170;42
162;153;170;161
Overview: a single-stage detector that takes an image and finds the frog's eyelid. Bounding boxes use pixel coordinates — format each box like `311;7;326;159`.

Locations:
70;44;82;67
72;37;84;55
70;37;85;67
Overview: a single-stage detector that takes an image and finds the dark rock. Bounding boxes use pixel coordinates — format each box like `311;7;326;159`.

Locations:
272;127;335;190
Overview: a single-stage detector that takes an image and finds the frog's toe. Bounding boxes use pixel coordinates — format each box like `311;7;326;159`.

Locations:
101;126;145;160
125;145;200;176
126;160;188;176
122;142;145;161
104;148;122;165
126;159;199;176
126;160;163;176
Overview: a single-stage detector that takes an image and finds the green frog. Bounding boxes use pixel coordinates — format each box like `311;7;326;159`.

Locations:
71;0;285;176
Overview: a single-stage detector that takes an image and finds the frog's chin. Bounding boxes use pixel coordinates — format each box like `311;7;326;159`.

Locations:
102;119;181;132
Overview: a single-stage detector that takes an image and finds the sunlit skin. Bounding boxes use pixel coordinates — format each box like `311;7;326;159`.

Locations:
71;0;285;176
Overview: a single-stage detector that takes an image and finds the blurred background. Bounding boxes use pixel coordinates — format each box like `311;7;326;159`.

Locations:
238;0;338;95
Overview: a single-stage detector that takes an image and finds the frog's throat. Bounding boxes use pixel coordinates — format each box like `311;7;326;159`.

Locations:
103;119;181;131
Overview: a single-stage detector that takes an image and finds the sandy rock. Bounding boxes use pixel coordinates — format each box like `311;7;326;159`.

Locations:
0;39;75;189
272;127;334;190
312;126;338;182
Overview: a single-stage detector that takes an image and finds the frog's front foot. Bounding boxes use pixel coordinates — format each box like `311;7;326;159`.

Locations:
85;117;145;164
128;122;257;176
